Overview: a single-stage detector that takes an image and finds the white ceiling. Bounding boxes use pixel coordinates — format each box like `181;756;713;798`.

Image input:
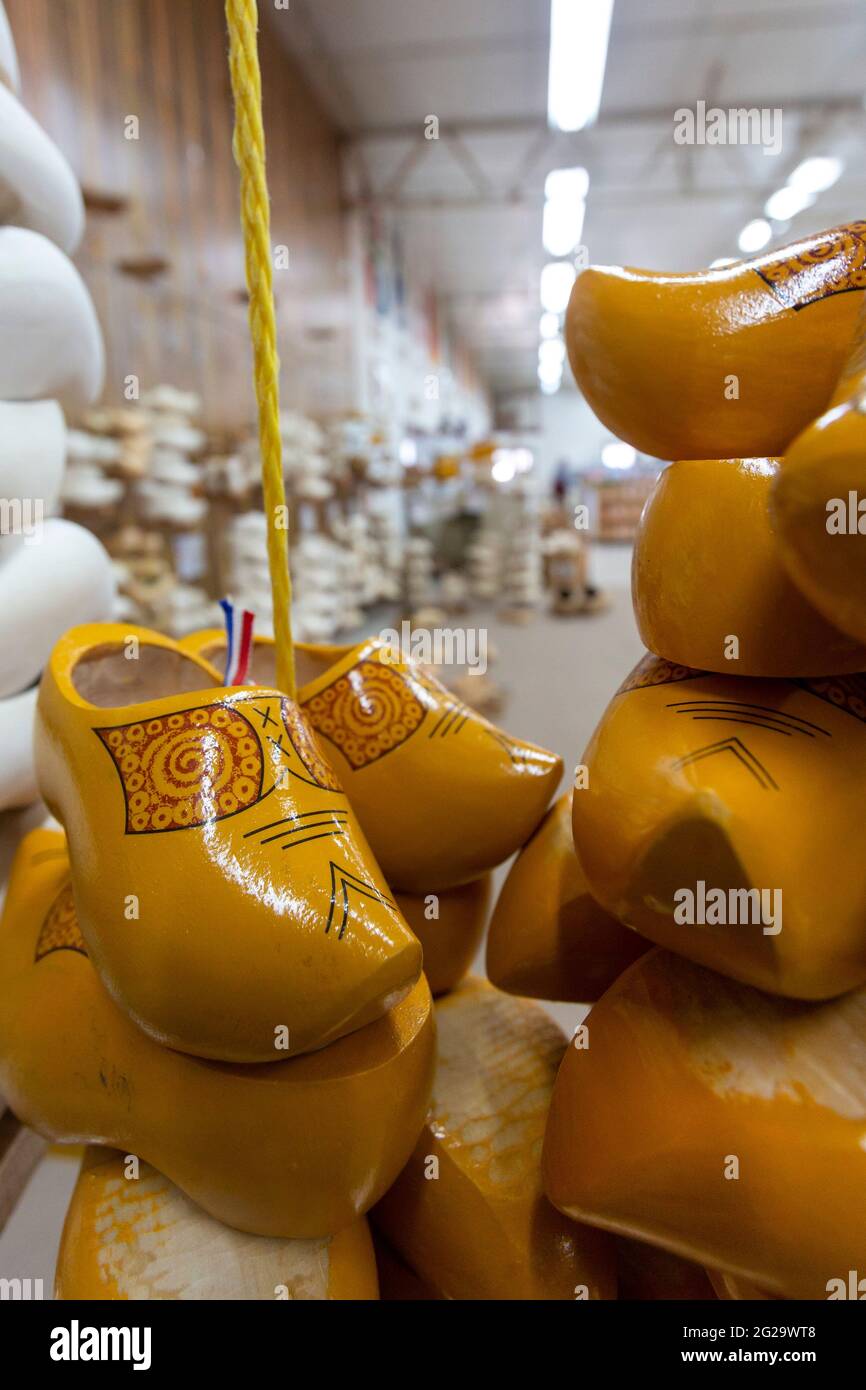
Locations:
271;0;866;397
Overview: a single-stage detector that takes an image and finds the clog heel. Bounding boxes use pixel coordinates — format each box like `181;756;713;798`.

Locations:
571;653;866;1000
632;456;866;676
486;791;648;1002
182;630;563;892
35;624;422;1062
56;1147;379;1300
542;949;866;1300
773;296;866;643
0;828;435;1238
566;222;866;460
373;976;616;1300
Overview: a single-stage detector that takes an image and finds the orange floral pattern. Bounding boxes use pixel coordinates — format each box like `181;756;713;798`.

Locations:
96;703;264;833
303;660;427;769
35;882;87;961
756;223;866;311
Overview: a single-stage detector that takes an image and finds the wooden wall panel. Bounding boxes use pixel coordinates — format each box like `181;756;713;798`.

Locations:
5;0;353;434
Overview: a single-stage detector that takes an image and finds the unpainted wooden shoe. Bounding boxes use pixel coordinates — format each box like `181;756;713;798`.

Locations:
55;1146;379;1300
373;976;616;1300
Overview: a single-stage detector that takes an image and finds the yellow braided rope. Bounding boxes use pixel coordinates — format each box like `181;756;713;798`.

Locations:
225;0;296;698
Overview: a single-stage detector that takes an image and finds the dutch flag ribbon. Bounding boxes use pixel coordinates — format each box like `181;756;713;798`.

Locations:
220;597;255;686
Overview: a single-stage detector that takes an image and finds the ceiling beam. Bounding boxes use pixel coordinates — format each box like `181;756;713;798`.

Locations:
345;94;866;142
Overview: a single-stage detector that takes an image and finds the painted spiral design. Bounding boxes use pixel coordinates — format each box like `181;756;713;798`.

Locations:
304;659;426;769
96;704;263;833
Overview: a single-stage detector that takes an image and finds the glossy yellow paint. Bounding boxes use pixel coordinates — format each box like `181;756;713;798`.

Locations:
394;876;491;996
572;653;866;1000
35;624;421;1062
0;829;435;1238
486;791;648;1002
373;976;616;1300
566;223;866;459
56;1146;379;1300
543;949;866;1300
773;297;866;643
181;630;562;892
633;457;866;676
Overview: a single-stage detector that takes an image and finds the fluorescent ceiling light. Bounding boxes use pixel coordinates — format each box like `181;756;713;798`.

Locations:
788;156;844;194
540;260;576;314
765;185;815;222
543;195;586;257
540;311;561;338
544;166;590;202
548;0;614;132
601;441;636;470
710;257;738;269
540;377;561;395
539;337;566;368
738;218;772;254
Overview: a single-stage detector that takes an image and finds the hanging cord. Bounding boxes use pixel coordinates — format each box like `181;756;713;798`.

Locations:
225;0;296;699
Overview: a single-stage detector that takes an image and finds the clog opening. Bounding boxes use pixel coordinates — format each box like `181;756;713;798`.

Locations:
190;640;349;690
72;642;216;706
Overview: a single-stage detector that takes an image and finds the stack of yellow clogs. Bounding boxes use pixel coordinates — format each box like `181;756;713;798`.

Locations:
0;620;567;1299
492;223;866;1302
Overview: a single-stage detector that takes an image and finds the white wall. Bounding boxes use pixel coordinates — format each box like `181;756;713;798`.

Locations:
532;389;613;489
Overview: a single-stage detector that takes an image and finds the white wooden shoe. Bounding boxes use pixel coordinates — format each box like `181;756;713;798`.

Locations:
0;399;66;521
0;86;84;253
0;685;38;810
0;228;104;407
0;518;114;699
0;3;19;92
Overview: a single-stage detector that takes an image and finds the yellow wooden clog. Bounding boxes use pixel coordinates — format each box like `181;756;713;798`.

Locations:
566;222;866;460
773;297;866;643
633;457;866;677
543;949;866;1300
0;829;435;1238
182;629;563;892
572;653;866;1000
35;624;421;1062
373;976;616;1300
486;791;648;1002
56;1147;379;1300
395;875;490;996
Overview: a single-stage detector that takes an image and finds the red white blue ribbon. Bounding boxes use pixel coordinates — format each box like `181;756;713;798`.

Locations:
220;597;255;686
